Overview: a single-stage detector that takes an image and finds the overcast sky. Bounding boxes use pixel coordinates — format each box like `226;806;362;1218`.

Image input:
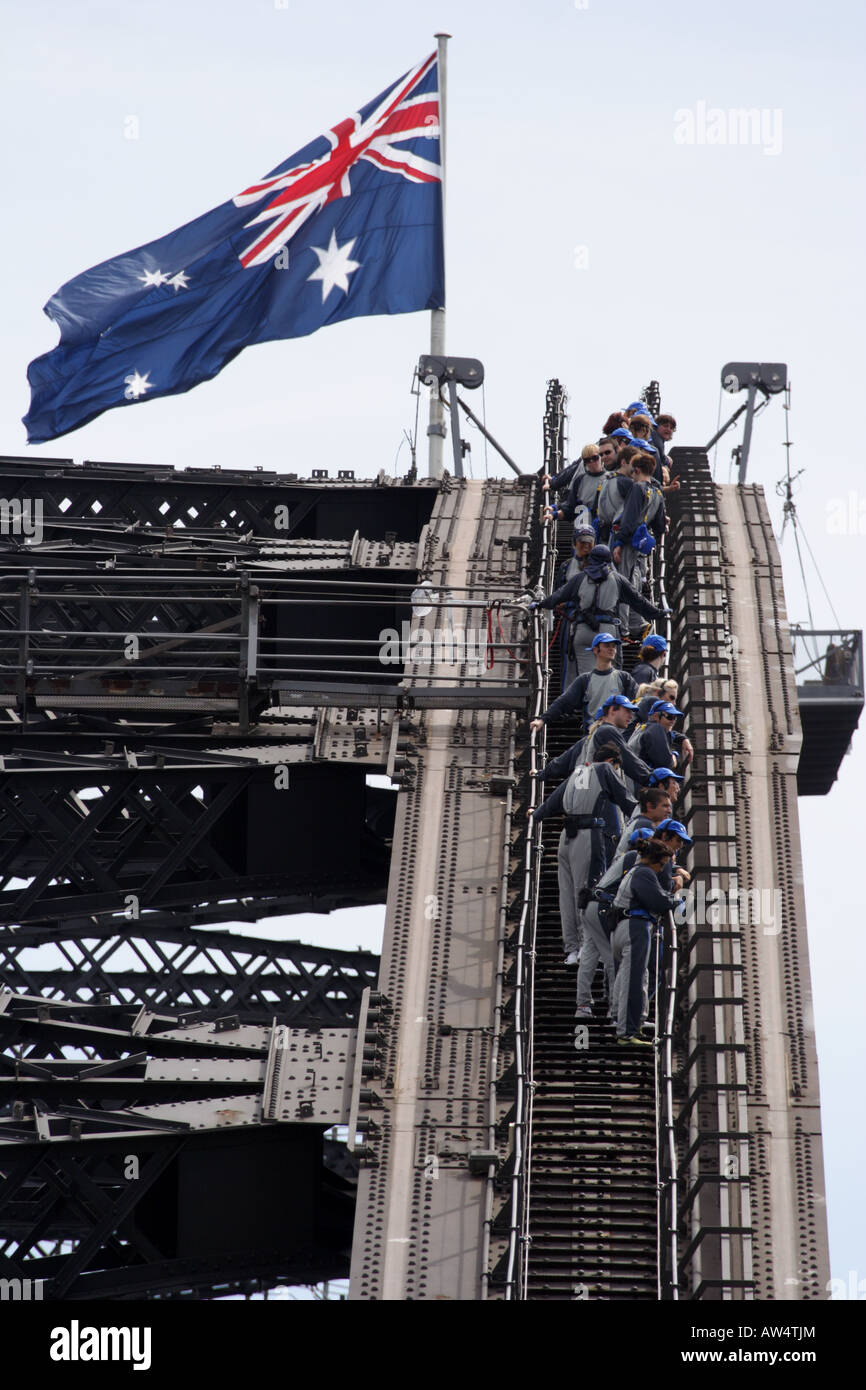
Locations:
3;0;864;1294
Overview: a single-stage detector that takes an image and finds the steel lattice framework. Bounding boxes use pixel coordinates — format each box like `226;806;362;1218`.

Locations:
0;922;377;1025
0;454;438;543
0;462;440;1297
0;753;392;925
0;994;362;1299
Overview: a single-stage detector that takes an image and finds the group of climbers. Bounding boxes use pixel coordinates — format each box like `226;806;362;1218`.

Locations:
527;397;693;1046
537;400;680;680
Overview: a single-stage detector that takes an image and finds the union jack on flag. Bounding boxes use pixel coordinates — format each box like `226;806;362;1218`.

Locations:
24;55;444;445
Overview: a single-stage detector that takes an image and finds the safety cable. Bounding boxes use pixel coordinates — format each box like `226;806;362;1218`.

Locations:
775;383;841;635
411;370;422;470
502;525;550;1300
481;731;517;1298
502;383;562;1299
484;600;527;667
518;501;556;1298
392;433;407;478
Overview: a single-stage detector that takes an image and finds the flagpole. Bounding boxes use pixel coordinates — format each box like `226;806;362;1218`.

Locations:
427;31;450;478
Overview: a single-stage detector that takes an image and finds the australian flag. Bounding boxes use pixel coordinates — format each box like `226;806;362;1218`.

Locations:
24;54;444;444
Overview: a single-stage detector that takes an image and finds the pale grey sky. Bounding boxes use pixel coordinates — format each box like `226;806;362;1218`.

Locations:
3;0;864;1290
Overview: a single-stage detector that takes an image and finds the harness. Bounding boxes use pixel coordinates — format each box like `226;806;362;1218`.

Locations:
572;571;619;627
563;813;605;839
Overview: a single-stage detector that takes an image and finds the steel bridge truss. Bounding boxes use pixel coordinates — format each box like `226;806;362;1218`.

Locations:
0;923;377;1027
0;989;381;1298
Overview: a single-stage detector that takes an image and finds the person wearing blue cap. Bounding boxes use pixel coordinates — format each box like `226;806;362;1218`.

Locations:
630;681;694;766
656;816;691;845
608;425;634;450
631;634;668;687
531;632;638;733
584;694;653;787
529;545;669;679
646;817;693;1006
531;689;651;797
530;745;636;968
627;699;685;772
647;766;684;805
610;837;680;1044
575;826;654;1020
655;819;692;891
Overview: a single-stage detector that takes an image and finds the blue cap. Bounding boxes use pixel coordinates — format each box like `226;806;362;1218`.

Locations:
610;427;633;441
626;401;645;412
634;440;659;456
650;700;684;718
629;827;655;845
601;693;638;712
573;524;596;542
642;635;668;653
648;766;684;785
585;631;622;650
657;818;693;844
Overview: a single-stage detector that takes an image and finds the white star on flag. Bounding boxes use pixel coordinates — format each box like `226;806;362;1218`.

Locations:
307;231;361;302
168;271;190;291
123;370;154;400
137;269;171;288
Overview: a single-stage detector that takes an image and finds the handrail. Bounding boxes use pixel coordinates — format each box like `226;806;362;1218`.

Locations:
500;382;563;1299
659;909;680;1299
654;517;680;1299
481;732;516;1298
502;520;552;1299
